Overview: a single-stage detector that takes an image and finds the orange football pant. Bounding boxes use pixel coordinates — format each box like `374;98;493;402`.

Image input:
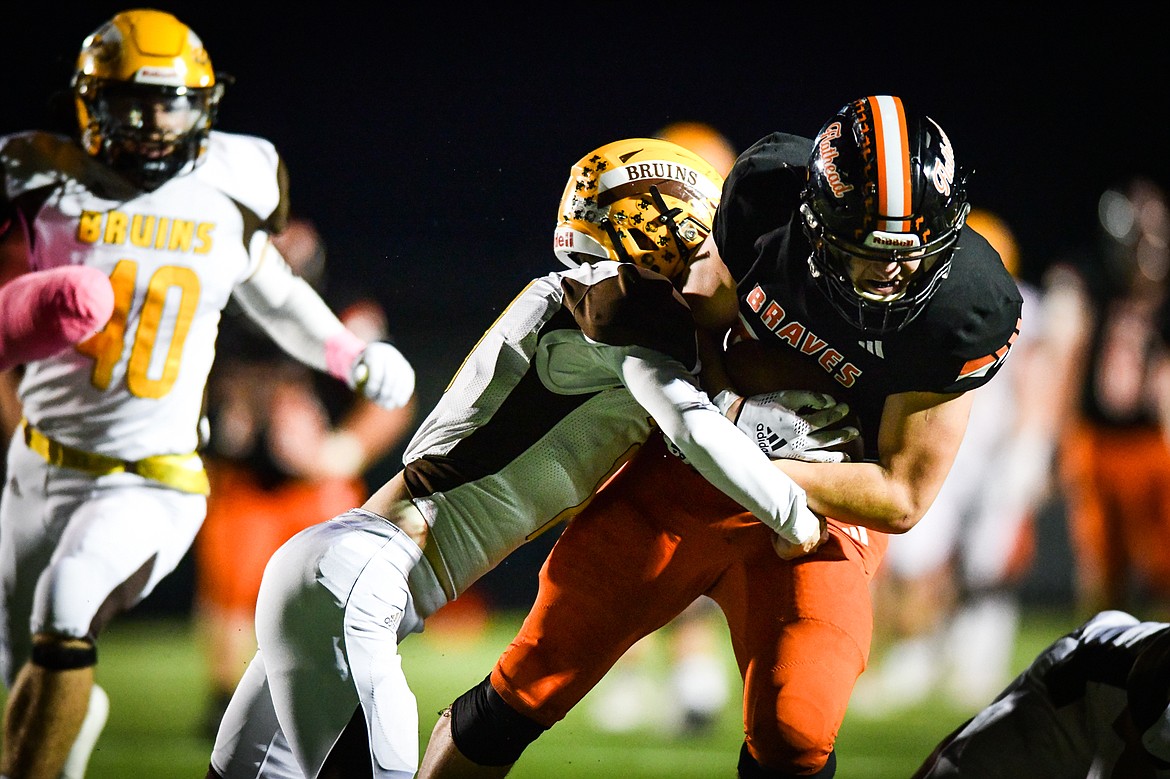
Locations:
1059;419;1170;607
491;432;888;773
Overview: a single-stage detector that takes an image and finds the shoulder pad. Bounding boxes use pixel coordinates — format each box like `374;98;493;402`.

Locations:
927;230;1024;392
196;131;285;226
714;133;812;276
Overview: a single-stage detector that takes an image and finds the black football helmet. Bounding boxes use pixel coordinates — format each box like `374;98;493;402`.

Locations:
800;95;970;333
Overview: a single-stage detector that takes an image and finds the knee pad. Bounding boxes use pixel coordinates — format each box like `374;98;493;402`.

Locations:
738;743;836;778
31;635;97;671
449;675;547;766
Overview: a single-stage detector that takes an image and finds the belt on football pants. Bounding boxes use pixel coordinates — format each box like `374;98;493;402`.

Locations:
21;419;210;495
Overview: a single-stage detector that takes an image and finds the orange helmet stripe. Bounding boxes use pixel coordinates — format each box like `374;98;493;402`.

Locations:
870;95;912;232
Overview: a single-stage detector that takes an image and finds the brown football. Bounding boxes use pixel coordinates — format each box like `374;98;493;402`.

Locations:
723;338;865;461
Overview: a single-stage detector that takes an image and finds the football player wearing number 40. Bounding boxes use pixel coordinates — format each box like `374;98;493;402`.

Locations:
0;9;415;779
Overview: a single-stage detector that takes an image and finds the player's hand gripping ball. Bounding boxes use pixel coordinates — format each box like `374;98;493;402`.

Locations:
722;338;864;462
733;390;858;462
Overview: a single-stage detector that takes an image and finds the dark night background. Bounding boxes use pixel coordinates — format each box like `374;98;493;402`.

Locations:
7;6;1169;314
4;4;1169;608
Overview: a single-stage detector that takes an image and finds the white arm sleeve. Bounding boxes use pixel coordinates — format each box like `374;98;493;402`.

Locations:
613;345;821;545
231;239;349;373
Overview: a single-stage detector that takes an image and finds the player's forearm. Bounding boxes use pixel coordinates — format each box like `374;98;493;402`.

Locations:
695;327;735;397
232;247;360;376
790;389;971;533
681;234;739;397
773;458;922;534
666;406;821;545
622;352;820;545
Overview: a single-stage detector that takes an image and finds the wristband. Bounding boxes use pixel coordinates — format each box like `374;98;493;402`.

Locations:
325;330;366;382
712;388;742;417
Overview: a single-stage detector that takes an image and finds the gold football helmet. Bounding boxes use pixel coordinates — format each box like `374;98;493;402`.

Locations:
72;9;225;190
554;138;724;283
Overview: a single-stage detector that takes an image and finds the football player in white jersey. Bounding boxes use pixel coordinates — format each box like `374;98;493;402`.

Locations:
0;10;415;779
206;137;854;779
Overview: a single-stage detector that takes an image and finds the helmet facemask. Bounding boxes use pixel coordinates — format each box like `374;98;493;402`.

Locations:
77;80;223;191
802;201;967;333
597;184;711;280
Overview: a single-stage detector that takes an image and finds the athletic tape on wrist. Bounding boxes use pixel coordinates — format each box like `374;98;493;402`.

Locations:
712;388;741;417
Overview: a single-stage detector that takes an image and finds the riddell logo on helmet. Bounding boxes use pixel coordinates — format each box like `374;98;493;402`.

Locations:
135;66;181;85
818;123;853;199
865;231;919;249
554;230;574;249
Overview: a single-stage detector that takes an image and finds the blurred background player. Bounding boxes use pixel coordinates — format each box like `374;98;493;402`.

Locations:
854;209;1085;714
194;216;416;737
1055;176;1170;619
0;10;415;778
586;120;741;736
655;121;738;176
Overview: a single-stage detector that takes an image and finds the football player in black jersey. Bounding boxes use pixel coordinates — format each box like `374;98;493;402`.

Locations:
419;96;1023;779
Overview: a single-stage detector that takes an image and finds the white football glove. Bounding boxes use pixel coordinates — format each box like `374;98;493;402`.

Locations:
349;341;416;410
716;388;859;463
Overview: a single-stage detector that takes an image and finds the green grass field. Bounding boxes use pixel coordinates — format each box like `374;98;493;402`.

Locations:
0;607;1082;778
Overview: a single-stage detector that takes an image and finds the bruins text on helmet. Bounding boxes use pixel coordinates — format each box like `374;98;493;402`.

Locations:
72;9;226;191
553;138;724;284
800;95;971;333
